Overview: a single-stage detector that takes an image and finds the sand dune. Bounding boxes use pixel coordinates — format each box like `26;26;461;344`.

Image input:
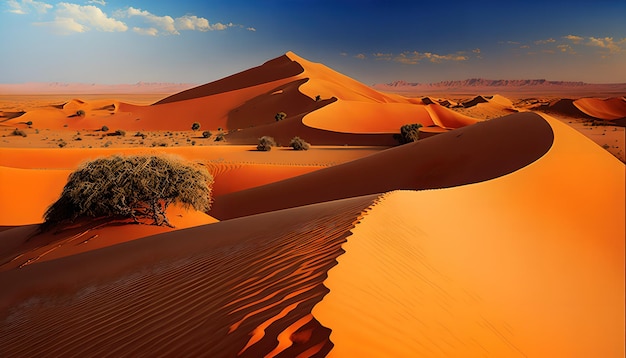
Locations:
3;52;482;145
574;97;626;120
211;112;553;220
0;204;217;272
0;195;377;357
313;113;624;357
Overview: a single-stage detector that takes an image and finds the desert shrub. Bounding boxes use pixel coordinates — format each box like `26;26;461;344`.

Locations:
12;129;27;137
76;109;85;117
315;95;321;102
103;141;112;147
134;131;146;139
202;130;211;138
257;136;276;151
114;129;126;137
101;125;109;132
42;154;213;229
58;140;67;148
191;122;201;131
25;121;33;126
191;140;196;146
289;136;310;150
275;112;287;121
395;123;423;144
214;132;225;142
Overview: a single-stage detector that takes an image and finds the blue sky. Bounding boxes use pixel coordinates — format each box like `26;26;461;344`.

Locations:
1;0;625;85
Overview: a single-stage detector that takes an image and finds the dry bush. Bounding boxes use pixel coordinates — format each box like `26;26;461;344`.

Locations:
395;123;423;144
289;136;310;150
257;136;276;151
43;155;214;230
12;129;27;137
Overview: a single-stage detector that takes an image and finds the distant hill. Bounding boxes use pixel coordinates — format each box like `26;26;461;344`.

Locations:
0;82;198;94
373;79;626;96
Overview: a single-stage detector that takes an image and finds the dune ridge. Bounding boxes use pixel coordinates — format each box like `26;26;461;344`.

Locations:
211;112;554;220
0;195;379;357
312;113;624;356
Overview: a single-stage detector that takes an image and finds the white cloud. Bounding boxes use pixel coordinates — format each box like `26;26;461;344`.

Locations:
563;34;584;44
390;51;468;64
55;3;127;32
115;7;177;35
534;38;556;45
115;8;239;35
246;27;256;32
87;0;106;5
7;0;52;14
587;36;626;53
354;53;366;59
175;15;209;31
132;26;158;36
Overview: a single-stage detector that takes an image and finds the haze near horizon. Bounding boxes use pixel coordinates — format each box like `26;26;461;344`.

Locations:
1;0;625;85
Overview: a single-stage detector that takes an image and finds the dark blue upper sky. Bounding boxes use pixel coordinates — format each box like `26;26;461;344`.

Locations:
1;0;625;84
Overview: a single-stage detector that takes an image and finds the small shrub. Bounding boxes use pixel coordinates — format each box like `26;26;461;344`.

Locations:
58;141;67;148
191;140;196;146
214;133;225;142
113;129;126;136
202;130;211;138
191;122;201;131
12;129;27;137
74;137;82;141
103;141;112;148
76;109;86;117
395;123;423;144
257;136;276;151
63;124;69;128
134;132;146;139
25;121;33;126
289;136;310;150
101;125;109;132
275;112;287;121
315;95;321;102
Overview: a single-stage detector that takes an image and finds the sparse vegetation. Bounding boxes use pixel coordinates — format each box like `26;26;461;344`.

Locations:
42;154;213;229
12;129;27;137
25;121;33;126
395;123;423;144
214;132;225;142
275;112;287;121
76;109;85;117
58;140;67;148
202;130;211;138
191;122;201;131
101;125;109;132
315;95;321;102
107;129;126;136
289;136;310;150
257;136;277;151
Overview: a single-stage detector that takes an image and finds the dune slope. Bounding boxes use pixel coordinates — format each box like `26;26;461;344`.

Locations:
313;113;624;357
0;195;378;357
211;112;554;219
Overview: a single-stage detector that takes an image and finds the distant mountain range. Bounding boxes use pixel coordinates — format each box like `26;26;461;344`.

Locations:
372;79;626;96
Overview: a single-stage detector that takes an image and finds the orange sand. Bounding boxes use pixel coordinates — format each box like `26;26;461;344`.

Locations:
313;113;624;357
574;97;626;120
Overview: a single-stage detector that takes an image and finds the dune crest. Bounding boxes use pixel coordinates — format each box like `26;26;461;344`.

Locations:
0;195;379;357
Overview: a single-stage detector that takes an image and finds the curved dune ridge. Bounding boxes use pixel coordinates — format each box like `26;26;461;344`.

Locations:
312;113;624;357
573;97;626;120
211;112;554;220
0;195;379;357
2;52;482;144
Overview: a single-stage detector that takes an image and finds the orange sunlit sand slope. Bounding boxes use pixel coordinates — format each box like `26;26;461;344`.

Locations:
0;52;624;357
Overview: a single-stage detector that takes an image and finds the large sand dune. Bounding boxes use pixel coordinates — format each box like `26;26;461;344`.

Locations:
0;195;378;357
211;112;553;220
0;51;624;357
313;112;624;357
